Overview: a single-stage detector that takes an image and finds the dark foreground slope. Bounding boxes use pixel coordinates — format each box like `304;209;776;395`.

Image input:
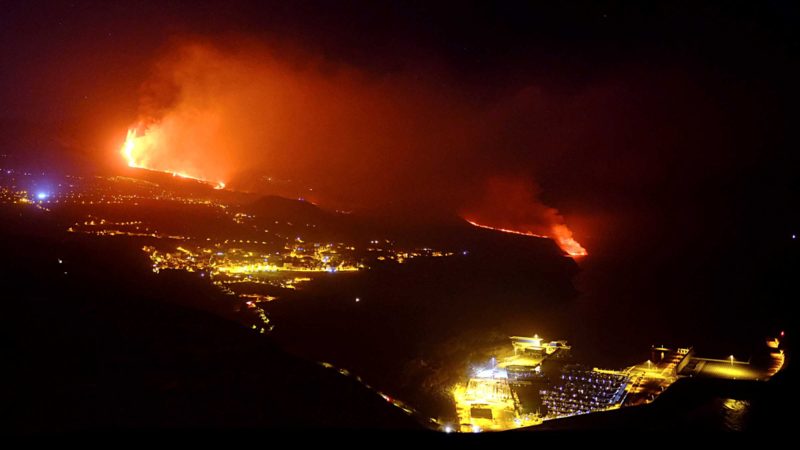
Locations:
264;224;580;421
1;206;422;432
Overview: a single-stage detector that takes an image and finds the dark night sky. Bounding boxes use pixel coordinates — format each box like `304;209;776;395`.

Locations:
1;1;798;262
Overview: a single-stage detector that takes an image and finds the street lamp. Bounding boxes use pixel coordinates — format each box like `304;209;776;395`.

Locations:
729;355;734;366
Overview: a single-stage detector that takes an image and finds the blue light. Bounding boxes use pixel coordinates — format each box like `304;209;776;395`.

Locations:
36;192;48;200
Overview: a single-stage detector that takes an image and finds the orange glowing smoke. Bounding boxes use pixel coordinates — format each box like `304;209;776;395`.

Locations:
120;125;226;189
464;218;588;257
462;177;588;257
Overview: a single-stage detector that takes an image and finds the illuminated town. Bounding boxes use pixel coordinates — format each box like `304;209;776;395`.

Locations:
0;167;459;335
0;163;791;432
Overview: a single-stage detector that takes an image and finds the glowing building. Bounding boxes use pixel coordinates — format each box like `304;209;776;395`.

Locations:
510;334;571;358
453;375;529;431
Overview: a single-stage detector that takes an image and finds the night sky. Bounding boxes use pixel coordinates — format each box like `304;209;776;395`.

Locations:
2;1;798;264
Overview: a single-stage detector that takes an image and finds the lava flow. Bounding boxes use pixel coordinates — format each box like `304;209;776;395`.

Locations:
121;127;226;190
464;218;588;257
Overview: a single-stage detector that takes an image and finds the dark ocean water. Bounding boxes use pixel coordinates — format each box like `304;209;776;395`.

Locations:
510;217;795;431
547;219;795;369
720;398;750;431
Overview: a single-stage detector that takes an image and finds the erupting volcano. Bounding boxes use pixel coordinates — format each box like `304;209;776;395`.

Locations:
121;125;226;190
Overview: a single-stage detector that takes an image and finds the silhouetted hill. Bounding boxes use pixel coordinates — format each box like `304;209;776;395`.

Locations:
1;206;423;432
249;195;337;224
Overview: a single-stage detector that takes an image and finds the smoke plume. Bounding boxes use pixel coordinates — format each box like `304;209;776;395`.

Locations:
126;38;588;249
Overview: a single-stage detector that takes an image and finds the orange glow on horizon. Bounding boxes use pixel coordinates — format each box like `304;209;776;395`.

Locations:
120;126;226;190
464;218;588;257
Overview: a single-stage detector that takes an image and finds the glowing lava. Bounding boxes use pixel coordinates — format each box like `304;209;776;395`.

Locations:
464;219;588;257
120;127;226;190
549;224;589;257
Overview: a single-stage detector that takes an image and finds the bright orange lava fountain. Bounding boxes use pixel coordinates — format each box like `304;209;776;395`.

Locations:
464;218;588;257
120;128;226;190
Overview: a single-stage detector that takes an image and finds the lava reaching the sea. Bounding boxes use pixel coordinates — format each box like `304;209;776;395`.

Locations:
120;126;226;190
464;218;588;257
549;224;588;257
462;178;588;258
